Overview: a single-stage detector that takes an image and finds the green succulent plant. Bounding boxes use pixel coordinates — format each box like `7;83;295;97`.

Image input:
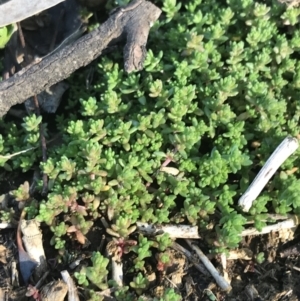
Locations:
1;0;300;298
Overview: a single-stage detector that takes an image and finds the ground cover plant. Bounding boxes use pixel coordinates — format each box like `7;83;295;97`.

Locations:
1;0;300;299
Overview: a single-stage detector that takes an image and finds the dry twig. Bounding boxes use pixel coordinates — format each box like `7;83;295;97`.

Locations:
137;222;201;239
185;239;232;292
238;137;299;212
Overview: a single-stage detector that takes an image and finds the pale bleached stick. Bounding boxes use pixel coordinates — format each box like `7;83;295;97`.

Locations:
238;137;299;212
111;259;123;287
185;239;232;292
241;215;299;236
106;241;123;287
0;147;35;160
21;219;47;280
137;222;201;239
11;261;19;287
0;223;14;229
245;213;291;224
61;270;80;301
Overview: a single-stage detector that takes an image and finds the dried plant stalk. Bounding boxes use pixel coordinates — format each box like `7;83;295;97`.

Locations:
185;240;232;292
137;222;201;239
61;270;80;301
241;215;299;236
238;137;299;212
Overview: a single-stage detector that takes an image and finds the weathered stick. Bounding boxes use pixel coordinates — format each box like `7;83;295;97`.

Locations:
0;0;161;117
185;239;232;292
111;259;123;287
241;215;299;236
137;222;201;239
20;218;47;281
61;270;80;301
172;242;209;276
238;137;299;212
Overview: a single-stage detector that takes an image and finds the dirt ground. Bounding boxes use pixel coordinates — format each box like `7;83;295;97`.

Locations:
171;229;300;301
1;198;300;300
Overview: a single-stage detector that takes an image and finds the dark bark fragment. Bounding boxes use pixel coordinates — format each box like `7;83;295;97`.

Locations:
0;0;161;117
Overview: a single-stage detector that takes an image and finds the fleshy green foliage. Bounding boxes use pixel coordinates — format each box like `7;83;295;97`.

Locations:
130;273;149;295
215;211;247;251
132;235;153;271
106;216;136;238
155;233;173;251
24;200;39;219
137;288;182;301
0;114;43;171
0;208;14;223
156;251;172;272
158;288;182;301
255;252;265;264
273;177;300;214
87;290;104;301
12;181;30;201
50;222;68;250
2;0;300;297
74;252;109;290
114;286;134;301
0;24;15;49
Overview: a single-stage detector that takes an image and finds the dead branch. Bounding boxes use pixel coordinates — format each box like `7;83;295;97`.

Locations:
0;0;161;117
